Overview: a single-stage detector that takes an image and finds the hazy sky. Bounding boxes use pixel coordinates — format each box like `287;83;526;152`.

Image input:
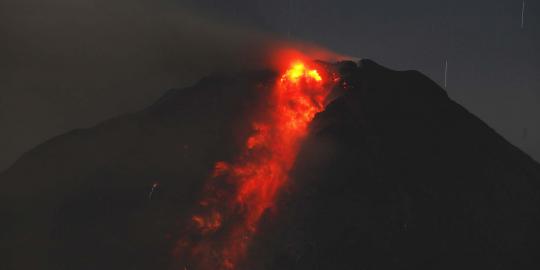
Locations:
1;0;539;171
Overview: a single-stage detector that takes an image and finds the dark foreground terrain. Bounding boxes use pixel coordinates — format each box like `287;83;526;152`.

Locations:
1;60;539;269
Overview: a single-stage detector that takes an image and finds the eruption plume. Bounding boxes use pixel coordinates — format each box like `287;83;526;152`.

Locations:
173;57;338;269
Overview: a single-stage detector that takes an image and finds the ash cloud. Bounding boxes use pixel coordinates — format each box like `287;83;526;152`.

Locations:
0;0;318;171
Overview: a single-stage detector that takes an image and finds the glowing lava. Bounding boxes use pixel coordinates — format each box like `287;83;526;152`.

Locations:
175;60;334;270
281;61;323;83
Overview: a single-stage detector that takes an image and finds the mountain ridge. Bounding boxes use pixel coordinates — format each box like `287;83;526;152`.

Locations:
1;59;539;269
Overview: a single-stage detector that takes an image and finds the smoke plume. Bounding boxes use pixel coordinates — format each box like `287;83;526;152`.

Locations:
0;0;344;172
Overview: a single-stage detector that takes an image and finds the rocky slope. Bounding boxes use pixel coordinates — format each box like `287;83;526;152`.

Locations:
1;60;539;270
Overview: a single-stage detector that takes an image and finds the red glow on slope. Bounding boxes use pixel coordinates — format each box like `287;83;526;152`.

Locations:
174;60;334;270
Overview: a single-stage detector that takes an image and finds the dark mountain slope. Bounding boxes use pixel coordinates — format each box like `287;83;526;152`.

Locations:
1;60;539;270
247;60;540;269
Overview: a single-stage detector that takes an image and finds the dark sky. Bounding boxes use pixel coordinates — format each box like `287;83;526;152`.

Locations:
1;0;539;171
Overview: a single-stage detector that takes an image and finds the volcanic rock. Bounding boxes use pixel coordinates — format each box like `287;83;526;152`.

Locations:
1;60;539;270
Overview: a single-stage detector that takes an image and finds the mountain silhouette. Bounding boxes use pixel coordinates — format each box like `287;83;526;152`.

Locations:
1;60;539;270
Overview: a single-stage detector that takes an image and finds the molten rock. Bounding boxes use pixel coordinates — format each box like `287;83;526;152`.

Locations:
1;60;539;270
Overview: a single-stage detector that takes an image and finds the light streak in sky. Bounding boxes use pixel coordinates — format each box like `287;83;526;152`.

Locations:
521;0;526;29
444;59;448;88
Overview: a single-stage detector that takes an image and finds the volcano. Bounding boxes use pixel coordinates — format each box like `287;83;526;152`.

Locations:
1;59;539;270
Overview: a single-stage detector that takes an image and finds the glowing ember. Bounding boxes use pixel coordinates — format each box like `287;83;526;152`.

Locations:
281;62;323;83
175;60;335;270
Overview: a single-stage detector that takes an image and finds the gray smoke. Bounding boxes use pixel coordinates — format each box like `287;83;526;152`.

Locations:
0;0;294;171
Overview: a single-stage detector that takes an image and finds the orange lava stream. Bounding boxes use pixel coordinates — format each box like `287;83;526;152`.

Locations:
175;61;333;270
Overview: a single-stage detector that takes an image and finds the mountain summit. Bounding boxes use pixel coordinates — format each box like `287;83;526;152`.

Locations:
2;60;539;269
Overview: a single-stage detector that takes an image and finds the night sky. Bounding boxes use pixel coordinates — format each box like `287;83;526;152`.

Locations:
1;0;539;171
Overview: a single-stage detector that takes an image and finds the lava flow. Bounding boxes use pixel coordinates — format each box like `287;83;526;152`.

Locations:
175;60;335;270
